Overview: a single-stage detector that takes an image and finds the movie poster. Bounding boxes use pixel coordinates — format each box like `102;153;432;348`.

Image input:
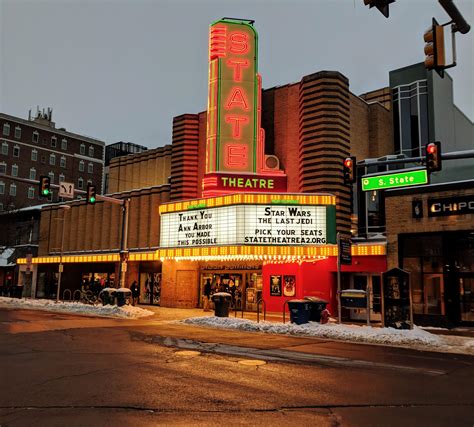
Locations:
270;275;282;296
283;275;296;297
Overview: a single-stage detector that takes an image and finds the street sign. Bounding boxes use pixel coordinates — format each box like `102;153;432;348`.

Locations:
59;182;75;199
361;169;428;191
339;238;352;265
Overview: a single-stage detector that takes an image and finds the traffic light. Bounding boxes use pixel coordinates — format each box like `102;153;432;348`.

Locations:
39;176;51;198
343;156;356;184
86;183;96;204
425;141;442;173
363;0;395;18
424;18;446;76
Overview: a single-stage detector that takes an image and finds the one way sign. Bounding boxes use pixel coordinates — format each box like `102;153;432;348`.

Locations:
59;182;75;199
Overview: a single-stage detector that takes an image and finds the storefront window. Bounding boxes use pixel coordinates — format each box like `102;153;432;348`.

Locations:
139;272;161;305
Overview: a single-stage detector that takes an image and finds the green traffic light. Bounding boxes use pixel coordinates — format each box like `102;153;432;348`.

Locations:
89;197;96;203
43;189;50;196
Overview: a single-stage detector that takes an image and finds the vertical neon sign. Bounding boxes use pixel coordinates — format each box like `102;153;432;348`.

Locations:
206;19;258;174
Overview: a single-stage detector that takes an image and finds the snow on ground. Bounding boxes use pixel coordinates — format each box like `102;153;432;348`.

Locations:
183;316;474;355
0;297;154;319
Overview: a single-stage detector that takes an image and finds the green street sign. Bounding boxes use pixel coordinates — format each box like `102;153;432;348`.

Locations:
362;169;428;191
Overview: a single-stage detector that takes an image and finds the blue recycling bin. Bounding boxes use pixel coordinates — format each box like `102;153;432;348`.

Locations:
287;299;310;325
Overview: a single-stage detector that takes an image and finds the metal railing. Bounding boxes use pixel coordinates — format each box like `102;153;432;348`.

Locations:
256;299;266;323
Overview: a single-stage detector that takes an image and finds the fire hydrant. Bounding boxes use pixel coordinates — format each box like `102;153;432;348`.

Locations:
320;308;330;324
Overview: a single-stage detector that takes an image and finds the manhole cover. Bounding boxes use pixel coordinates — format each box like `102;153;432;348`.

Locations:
175;350;201;357
238;359;267;366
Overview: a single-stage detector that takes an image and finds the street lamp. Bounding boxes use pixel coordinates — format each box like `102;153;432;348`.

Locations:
56;205;71;303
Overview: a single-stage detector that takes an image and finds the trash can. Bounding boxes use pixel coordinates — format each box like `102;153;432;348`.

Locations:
304;297;328;322
116;288;132;307
340;289;367;308
287;299;310;325
100;288;117;305
12;285;24;299
211;292;232;317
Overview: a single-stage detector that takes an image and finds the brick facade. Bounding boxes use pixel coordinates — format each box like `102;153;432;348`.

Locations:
385;185;474;269
0;113;104;211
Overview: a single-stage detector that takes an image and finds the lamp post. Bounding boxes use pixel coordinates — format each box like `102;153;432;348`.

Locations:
56;205;71;302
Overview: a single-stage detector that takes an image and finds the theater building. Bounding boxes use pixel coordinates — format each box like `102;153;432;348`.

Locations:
18;18;391;316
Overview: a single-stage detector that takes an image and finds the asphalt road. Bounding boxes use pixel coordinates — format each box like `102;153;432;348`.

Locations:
0;308;473;426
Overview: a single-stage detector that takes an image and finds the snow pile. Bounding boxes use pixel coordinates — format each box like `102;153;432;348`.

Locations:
0;297;154;319
183;316;442;347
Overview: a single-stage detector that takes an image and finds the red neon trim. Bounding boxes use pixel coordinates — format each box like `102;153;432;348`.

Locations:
225;87;249;110
225;115;249;139
226;59;249;82
229;32;249;54
225;144;248;168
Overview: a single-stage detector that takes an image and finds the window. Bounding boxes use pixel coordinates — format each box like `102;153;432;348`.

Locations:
61;138;67;150
0;203;3;211
0;181;4;195
60;156;66;168
32;131;39;143
59;173;65;183
11;164;18;177
79;160;85;172
49;153;56;165
88;163;93;174
87;179;92;186
0;162;6;174
2;123;10;136
14;126;21;139
29;168;36;180
28;187;35;199
31;149;38;161
48;171;54;184
9;183;16;196
1;142;7;155
51;136;57;148
392;79;429;157
80;144;85;155
13;145;20;157
88;146;94;157
78;177;84;189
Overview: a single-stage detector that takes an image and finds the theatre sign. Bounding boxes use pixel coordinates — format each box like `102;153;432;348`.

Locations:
159;194;337;248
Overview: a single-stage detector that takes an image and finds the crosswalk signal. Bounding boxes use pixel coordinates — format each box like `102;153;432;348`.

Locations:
86;183;96;204
39;176;51;198
426;141;442;173
343;157;356;184
424;18;446;76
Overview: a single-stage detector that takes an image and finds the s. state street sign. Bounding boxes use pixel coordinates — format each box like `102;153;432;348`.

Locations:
361;169;428;192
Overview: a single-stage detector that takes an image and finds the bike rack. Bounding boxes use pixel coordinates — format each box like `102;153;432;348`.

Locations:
233;302;244;318
282;300;292;324
73;289;81;302
256;299;266;323
62;289;72;301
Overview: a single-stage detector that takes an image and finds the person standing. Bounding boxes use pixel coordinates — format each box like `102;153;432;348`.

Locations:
202;279;212;312
130;281;139;306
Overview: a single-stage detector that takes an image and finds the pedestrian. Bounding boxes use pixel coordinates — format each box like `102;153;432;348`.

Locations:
130;280;139;306
202;278;212;312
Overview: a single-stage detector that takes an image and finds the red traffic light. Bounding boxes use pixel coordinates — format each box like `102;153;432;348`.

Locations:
343;156;356;184
425;141;442;173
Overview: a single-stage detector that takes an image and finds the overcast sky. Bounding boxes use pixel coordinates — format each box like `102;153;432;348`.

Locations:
1;0;472;148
